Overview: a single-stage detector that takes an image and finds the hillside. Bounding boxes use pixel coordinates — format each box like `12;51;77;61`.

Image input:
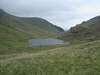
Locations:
58;16;100;43
0;9;63;48
0;39;100;75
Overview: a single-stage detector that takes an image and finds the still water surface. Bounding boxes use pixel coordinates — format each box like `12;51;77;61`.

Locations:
28;38;65;46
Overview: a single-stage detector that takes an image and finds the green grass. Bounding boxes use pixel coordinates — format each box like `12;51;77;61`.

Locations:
0;23;36;51
0;44;66;55
0;40;100;75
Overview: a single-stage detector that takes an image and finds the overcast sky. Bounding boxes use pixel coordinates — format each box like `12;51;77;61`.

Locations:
0;0;100;30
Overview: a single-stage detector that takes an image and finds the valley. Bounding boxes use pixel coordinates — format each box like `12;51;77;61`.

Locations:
0;9;100;75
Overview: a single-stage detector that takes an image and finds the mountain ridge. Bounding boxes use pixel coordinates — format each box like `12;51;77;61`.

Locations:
58;16;100;43
0;9;64;48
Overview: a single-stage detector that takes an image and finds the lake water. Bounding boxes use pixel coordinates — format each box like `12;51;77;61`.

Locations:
28;38;65;46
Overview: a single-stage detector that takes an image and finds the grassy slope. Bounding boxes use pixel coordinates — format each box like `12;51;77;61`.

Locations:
0;10;63;37
58;16;100;43
0;40;100;75
0;23;35;50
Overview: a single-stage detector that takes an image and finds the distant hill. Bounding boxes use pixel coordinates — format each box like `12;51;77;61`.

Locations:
58;16;100;43
0;9;63;47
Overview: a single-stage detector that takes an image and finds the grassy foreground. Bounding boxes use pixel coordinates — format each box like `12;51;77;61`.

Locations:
0;40;100;75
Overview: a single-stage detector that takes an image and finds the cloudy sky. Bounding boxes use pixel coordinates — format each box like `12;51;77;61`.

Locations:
0;0;100;30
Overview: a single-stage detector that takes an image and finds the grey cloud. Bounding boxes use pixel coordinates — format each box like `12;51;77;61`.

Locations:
0;0;100;30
